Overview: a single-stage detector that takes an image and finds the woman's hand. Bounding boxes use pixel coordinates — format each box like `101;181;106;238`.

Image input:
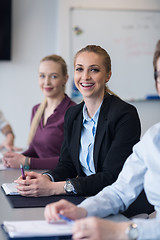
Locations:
73;217;129;240
2;151;25;168
14;172;65;197
44;199;87;222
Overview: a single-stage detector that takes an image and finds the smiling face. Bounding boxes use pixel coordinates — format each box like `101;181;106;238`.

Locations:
38;60;67;99
74;51;111;102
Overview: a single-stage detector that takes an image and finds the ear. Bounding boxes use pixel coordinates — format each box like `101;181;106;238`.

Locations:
105;71;112;83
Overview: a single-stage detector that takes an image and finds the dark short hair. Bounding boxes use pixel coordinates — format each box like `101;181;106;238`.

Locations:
153;40;160;72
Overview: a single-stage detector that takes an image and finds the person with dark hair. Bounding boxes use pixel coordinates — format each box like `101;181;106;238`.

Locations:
154;40;160;92
15;45;142;208
44;40;160;240
2;54;75;169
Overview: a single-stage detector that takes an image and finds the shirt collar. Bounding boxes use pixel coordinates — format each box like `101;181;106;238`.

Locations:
82;102;102;124
54;94;72;114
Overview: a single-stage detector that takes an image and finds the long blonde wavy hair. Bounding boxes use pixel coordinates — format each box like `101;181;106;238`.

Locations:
27;54;68;145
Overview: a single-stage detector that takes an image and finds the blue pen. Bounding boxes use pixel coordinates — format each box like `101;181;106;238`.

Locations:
58;213;74;224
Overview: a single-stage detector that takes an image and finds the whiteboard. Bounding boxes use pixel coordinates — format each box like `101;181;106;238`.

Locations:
70;8;160;101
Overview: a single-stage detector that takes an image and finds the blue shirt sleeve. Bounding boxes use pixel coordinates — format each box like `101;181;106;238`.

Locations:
133;218;160;240
79;140;146;217
78;123;160;239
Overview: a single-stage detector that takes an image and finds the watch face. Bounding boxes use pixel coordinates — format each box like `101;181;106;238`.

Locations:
64;180;74;193
127;223;138;240
130;228;138;239
66;183;73;192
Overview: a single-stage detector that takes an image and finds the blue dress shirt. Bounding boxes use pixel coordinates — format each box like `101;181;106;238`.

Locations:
79;122;160;240
79;103;102;176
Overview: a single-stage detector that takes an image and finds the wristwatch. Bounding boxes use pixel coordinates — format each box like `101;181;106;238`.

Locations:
24;157;30;170
64;179;77;195
125;223;138;240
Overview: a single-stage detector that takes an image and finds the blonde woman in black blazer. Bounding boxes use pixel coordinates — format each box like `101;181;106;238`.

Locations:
15;45;153;217
50;93;140;196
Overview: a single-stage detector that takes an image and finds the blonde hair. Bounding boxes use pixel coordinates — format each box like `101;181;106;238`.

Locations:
27;54;68;145
74;45;118;97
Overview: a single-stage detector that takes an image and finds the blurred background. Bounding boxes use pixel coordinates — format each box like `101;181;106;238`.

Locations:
0;0;160;148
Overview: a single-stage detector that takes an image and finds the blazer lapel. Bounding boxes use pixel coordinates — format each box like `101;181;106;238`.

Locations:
93;95;111;171
71;108;84;174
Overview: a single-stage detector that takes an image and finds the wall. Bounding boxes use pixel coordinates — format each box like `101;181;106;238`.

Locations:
130;100;160;136
58;0;160;137
0;0;58;147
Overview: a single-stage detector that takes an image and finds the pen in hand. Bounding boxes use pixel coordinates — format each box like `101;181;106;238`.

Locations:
58;213;74;224
20;164;26;180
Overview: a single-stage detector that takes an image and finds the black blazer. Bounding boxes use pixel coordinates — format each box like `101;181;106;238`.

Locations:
47;94;141;196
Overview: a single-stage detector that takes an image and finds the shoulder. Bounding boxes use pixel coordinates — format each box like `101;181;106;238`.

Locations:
142;122;160;142
133;122;160;160
64;101;84;120
102;94;138;116
56;95;77;115
100;95;141;131
31;103;41;116
66;100;84;112
64;94;77;108
105;94;136;110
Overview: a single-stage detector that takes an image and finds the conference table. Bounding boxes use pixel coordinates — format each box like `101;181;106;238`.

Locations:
0;166;129;239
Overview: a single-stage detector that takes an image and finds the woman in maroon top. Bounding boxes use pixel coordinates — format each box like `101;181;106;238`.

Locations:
2;54;76;169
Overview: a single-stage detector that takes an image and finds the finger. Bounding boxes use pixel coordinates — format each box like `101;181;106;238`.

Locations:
3;161;8;167
44;204;59;222
73;224;88;239
73;220;92;240
25;171;40;179
11;146;23;152
5;146;12;151
16;183;38;197
14;175;25;182
44;205;51;221
45;200;74;221
1;158;5;164
17;191;34;197
3;151;13;157
14;174;31;185
4;162;10;168
60;208;77;220
15;172;34;183
17;190;37;197
2;158;9;167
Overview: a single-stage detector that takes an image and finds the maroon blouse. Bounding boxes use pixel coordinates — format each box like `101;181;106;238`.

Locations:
23;95;76;169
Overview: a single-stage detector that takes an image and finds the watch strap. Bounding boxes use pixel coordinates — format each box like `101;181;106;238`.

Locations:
24;157;30;170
